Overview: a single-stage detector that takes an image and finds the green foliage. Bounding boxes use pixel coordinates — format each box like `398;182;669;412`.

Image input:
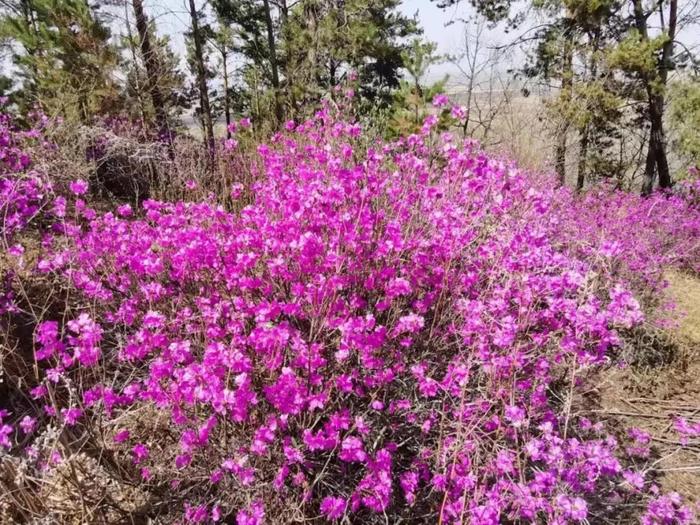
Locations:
213;0;421;128
669;79;700;175
607;30;666;77
121;27;188;124
212;0;278;128
1;0;119;122
382;39;450;138
286;0;420;105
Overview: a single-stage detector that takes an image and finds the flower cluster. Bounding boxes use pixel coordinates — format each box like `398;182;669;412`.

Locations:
0;107;53;241
2;103;699;523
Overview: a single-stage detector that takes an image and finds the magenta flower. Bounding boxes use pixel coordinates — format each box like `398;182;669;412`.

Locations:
339;436;366;463
432;94;449;107
19;415;37;436
504;405;526;427
132;443;149;464
69;179;88;195
320;496;346;520
236;500;265;525
113;429;130;443
61;407;82;426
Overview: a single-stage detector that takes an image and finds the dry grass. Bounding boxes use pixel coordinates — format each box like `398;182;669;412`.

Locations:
593;271;700;507
666;270;700;344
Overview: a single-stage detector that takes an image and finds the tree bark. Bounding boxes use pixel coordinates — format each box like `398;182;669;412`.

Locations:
279;0;297;119
188;0;215;150
555;38;573;187
633;0;675;194
262;0;283;125
132;0;169;136
221;49;231;139
577;124;589;191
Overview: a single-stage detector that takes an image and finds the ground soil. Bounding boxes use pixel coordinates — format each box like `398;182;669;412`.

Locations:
596;270;700;509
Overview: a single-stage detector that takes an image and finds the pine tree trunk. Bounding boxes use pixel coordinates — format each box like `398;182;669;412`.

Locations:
634;0;675;194
279;0;297;120
132;0;169;137
262;0;283;125
188;0;215;151
20;0;40;96
577;124;589;191
222;50;231;139
555;39;573;187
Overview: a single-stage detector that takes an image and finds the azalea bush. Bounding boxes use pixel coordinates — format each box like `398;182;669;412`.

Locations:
1;101;699;524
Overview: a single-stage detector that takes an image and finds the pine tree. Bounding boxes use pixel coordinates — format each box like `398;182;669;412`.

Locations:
130;0;170;135
1;0;119;122
386;39;448;138
212;0;281;128
285;0;421;109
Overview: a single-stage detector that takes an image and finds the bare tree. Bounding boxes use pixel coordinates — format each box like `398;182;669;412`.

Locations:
449;19;519;145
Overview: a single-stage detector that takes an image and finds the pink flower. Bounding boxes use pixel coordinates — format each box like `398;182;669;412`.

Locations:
556;495;588;521
320;496;346;520
451;105;467;119
113;429;130;443
623;470;645;491
339;436;366;463
236;500;265;525
69;179;88;195
132;443;149;464
230;183;243;199
432;94;449;107
61;407;82;426
0;423;12;449
176;453;192;469
19;415;37;435
504;405;526;427
395;313;424;335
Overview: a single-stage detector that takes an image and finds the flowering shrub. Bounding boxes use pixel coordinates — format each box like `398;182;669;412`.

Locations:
0;104;56;316
550;182;700;297
0;106;53;242
1;103;699;523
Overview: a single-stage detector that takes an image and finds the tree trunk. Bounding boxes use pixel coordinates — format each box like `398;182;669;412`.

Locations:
555;40;573;187
633;0;675;194
20;0;39;95
188;0;215;151
576;30;600;192
222;49;231;139
577;124;589;191
279;0;297;119
132;0;169;137
124;3;148;127
262;0;283;125
643;92;672;192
